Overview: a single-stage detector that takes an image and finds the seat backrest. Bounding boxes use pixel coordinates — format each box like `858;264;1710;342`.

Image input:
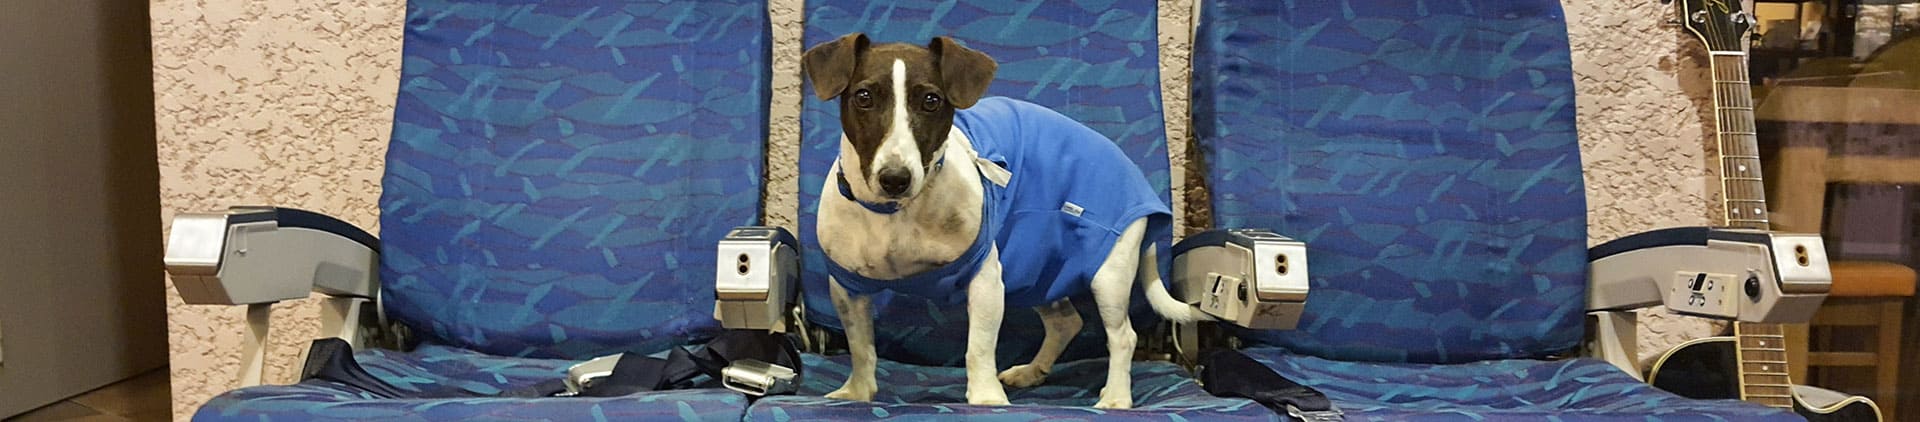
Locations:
1192;0;1586;363
798;0;1170;366
378;0;771;359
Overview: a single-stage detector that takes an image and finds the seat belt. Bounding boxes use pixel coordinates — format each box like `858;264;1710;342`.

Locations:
1199;349;1343;422
300;329;803;399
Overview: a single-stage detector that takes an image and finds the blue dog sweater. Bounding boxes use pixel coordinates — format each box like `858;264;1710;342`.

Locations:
824;97;1173;308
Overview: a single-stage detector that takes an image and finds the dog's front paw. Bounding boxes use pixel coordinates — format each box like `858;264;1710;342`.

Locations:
966;384;1010;406
825;381;876;402
997;364;1050;388
1093;388;1133;409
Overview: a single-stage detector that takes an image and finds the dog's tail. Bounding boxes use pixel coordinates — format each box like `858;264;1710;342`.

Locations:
1140;246;1212;323
1144;278;1208;322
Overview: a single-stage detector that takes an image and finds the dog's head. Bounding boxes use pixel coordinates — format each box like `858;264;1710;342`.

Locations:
802;34;998;202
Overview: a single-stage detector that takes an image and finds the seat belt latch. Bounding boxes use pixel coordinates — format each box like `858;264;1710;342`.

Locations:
1287;404;1344;422
560;354;623;397
721;359;797;396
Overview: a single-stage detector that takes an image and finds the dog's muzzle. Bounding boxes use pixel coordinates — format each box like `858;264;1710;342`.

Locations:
837;156;946;214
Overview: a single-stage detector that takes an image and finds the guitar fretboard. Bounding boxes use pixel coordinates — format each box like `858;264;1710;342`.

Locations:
1708;52;1794;410
1734;323;1794;408
1709;53;1769;231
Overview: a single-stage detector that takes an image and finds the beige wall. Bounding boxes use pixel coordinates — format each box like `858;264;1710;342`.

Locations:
153;0;402;418
156;0;1723;419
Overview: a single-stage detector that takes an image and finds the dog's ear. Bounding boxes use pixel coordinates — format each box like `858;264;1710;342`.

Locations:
802;33;869;100
929;36;996;109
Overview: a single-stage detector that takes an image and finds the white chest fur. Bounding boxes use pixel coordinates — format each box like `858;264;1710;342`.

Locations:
817;127;986;280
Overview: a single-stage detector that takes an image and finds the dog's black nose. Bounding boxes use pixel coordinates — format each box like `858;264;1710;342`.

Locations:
877;167;912;197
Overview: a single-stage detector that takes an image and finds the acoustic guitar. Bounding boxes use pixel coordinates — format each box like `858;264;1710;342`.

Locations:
1642;1;1883;420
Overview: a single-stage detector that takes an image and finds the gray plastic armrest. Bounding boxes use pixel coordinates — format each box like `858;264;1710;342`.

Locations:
1587;226;1829;323
166;206;379;304
1583;226;1831;378
1169;229;1310;330
163;206;384;386
714;226;801;332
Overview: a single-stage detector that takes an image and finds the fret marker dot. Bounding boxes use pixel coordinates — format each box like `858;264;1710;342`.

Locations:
1738;165;1747;172
1753;208;1763;215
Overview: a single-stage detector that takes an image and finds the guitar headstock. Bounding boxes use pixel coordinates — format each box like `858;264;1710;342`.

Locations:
1674;0;1753;53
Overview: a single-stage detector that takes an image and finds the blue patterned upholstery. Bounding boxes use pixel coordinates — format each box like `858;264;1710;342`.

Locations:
1194;0;1587;364
1190;1;1797;419
196;345;748;421
198;0;769;419
798;0;1171;368
1244;348;1800;421
379;0;769;360
744;354;1276;421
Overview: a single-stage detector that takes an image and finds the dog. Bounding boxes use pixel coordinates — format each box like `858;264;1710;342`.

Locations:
800;33;1207;409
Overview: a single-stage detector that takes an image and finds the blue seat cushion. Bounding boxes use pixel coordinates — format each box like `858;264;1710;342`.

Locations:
1193;0;1589;364
194;344;747;421
379;0;772;359
744;354;1275;421
1243;347;1800;421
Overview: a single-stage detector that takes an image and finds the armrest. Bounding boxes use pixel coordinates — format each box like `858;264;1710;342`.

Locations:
713;226;801;332
1584;226;1831;378
1170;229;1310;330
164;206;386;386
1587;226;1829;323
165;206;380;304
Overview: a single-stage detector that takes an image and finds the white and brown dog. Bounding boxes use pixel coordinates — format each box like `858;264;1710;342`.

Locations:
802;34;1204;409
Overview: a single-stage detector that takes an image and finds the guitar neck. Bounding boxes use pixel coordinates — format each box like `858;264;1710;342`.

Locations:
1734;322;1795;408
1709;53;1770;232
1707;52;1796;410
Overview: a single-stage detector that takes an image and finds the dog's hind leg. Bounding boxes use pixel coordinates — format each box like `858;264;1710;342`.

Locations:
824;277;878;402
1090;218;1148;409
998;299;1082;388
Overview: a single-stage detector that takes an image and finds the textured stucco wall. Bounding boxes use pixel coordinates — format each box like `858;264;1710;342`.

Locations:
153;0;403;419
1562;1;1726;360
158;1;1721;419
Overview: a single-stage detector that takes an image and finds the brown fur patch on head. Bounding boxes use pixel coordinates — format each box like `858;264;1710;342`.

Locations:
799;34;1001;180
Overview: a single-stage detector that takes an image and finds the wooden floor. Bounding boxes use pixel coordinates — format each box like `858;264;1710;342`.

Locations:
5;369;169;422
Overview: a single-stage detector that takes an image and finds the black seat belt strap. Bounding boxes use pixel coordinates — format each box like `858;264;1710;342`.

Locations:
1199;349;1344;422
299;330;802;400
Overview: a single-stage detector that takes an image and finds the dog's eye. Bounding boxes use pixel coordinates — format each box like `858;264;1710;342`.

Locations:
921;93;943;112
853;89;873;109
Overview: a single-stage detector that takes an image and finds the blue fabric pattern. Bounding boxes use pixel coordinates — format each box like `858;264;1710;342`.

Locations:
203;0;771;418
743;353;1276;421
1243;348;1800;421
378;0;771;360
799;0;1171;367
1192;0;1589;363
196;345;749;421
825;97;1174;309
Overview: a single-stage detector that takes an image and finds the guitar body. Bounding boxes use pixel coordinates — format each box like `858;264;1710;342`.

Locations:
1648;337;1884;422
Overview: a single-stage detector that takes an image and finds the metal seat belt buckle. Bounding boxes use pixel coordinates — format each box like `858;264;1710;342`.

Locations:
1286;404;1344;422
559;354;623;397
721;359;797;396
